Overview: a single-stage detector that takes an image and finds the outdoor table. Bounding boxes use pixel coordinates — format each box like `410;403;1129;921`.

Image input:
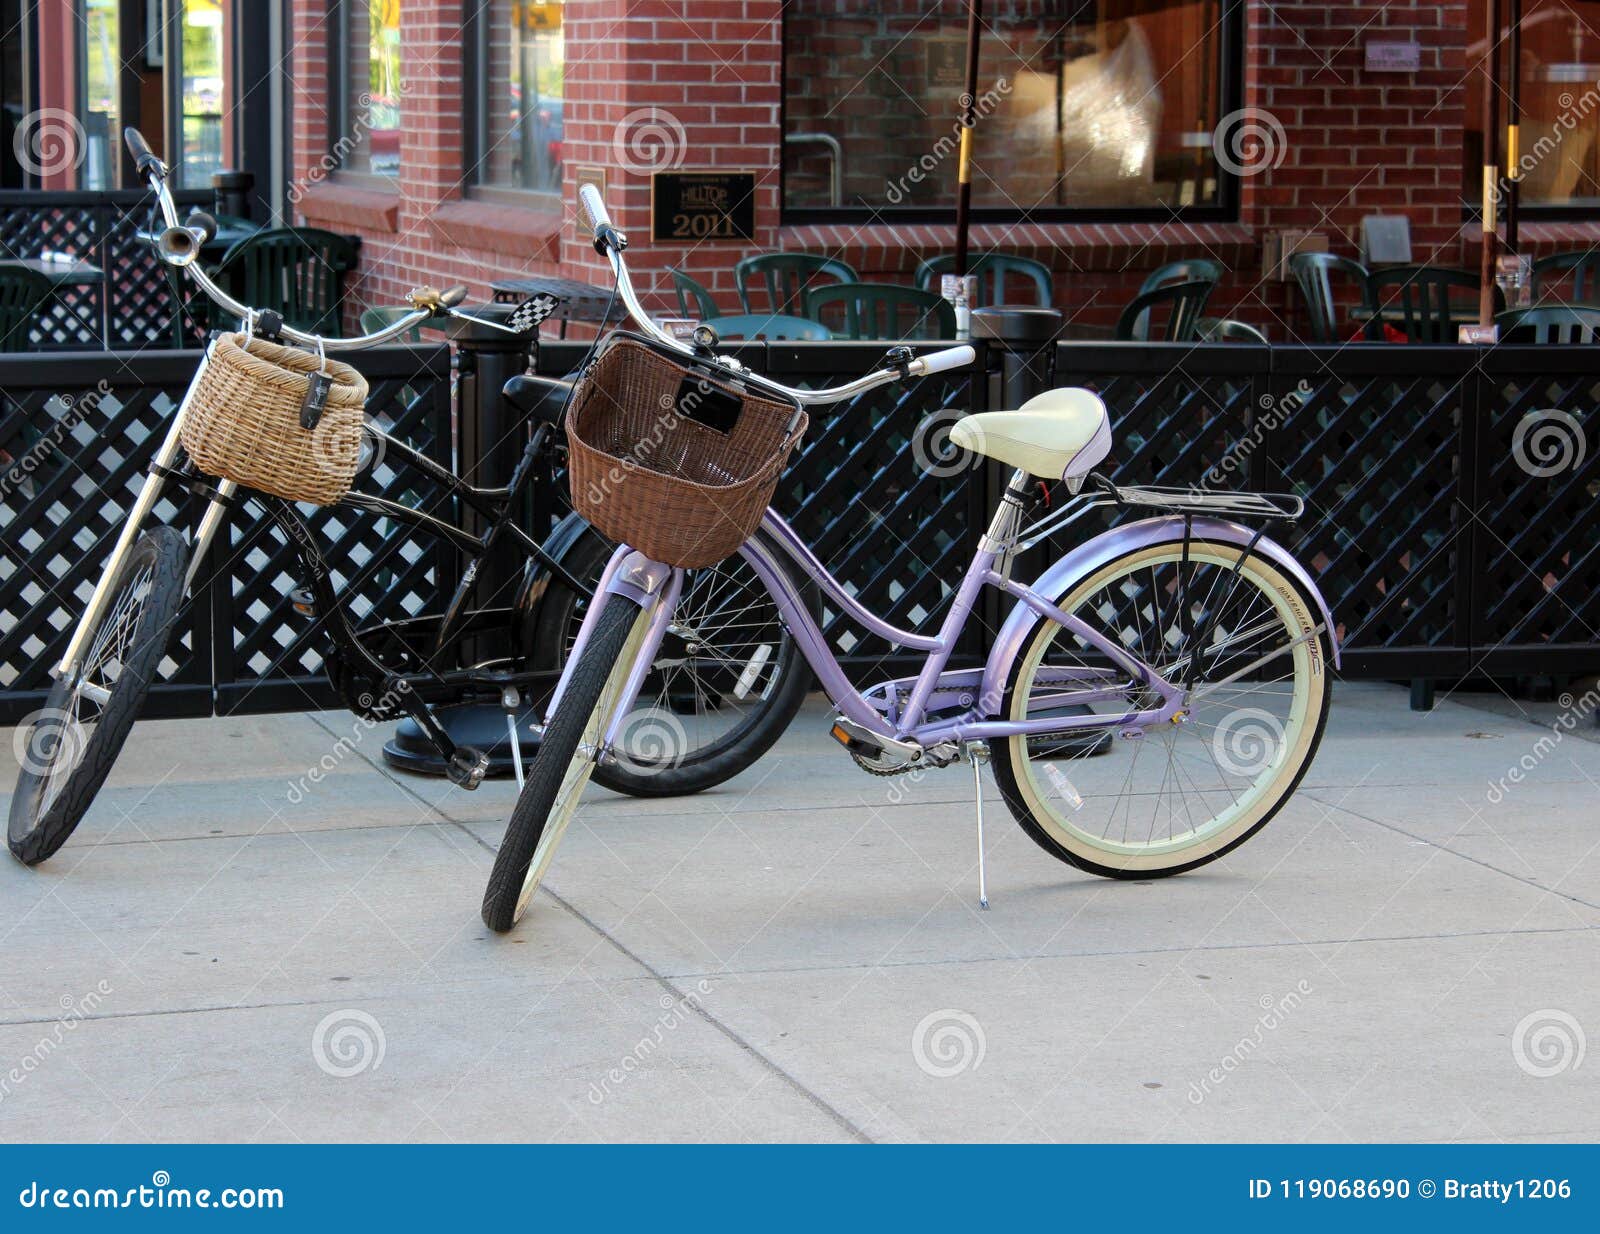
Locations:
1349;306;1481;330
0;256;107;348
490;273;627;337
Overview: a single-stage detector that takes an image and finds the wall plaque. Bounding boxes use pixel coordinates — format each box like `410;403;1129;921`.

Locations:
651;172;757;243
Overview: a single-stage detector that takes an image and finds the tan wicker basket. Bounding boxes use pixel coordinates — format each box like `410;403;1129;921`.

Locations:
180;332;369;506
565;334;807;569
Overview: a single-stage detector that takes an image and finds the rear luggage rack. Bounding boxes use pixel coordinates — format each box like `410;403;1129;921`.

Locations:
1090;476;1304;521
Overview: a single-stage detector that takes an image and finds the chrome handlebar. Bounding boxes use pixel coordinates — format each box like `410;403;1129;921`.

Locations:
578;187;975;407
126;126;440;352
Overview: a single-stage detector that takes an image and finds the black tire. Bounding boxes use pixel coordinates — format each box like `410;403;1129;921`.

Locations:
9;526;189;866
988;541;1333;880
532;527;811;798
482;595;648;932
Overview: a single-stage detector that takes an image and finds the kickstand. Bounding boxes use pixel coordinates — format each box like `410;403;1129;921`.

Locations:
503;686;525;790
968;742;990;909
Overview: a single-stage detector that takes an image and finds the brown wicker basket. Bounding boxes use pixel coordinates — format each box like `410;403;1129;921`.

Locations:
565;334;807;569
180;332;369;506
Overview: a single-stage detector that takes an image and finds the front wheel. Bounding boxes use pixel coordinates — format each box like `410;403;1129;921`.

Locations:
9;526;190;865
482;594;653;932
989;539;1331;878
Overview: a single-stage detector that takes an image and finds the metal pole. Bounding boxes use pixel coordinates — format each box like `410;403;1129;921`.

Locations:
1506;0;1523;253
955;0;982;276
1479;0;1502;328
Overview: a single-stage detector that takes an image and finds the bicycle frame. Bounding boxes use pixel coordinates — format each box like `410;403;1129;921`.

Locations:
559;472;1343;762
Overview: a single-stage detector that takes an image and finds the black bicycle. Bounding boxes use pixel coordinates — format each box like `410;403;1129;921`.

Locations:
6;128;810;866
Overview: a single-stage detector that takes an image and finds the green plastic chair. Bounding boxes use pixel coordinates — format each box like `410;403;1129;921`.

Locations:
1362;265;1494;343
1128;260;1223;340
913;253;1054;307
213;226;361;337
0;265;53;351
1290;252;1372;343
360;305;423;343
1114;280;1213;342
1197;317;1269;343
803;282;956;340
1139;259;1224;296
708;313;831;341
1496;305;1600;344
736;253;857;315
667;267;720;319
1531;251;1600;305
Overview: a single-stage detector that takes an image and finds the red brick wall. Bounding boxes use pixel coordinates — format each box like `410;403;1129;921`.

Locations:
282;0;1599;340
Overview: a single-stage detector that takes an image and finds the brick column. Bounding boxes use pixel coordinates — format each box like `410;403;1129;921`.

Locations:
563;0;782;312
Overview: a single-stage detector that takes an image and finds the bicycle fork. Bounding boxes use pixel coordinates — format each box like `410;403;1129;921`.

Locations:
53;347;238;682
543;549;683;763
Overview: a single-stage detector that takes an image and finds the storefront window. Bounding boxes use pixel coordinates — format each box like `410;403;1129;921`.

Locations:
783;0;1241;219
1464;0;1600;211
181;0;229;185
339;0;403;179
475;0;564;194
82;0;120;188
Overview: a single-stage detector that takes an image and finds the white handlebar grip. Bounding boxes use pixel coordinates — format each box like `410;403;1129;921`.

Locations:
916;345;976;376
579;183;612;236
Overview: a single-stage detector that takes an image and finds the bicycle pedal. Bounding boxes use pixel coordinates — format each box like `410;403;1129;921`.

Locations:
288;585;316;617
446;746;491;790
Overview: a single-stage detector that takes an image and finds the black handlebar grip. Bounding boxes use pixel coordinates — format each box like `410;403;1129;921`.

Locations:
440;285;468;308
185;211;218;245
123;126;161;175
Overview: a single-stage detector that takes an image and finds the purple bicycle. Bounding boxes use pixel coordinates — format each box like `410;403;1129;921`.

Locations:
481;187;1339;932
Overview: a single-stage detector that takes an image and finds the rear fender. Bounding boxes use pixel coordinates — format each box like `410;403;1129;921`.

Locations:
979;515;1339;714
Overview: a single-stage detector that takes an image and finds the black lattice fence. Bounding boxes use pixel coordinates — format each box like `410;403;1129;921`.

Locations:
1057;340;1600;679
0;188;211;349
0;344;454;723
4;337;1597;725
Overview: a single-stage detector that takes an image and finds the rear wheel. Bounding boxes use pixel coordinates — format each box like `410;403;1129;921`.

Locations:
534;527;810;797
482;594;652;932
989;540;1331;878
9;526;189;865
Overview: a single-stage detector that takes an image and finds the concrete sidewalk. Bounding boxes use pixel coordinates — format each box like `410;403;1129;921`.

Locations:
1;681;1596;1142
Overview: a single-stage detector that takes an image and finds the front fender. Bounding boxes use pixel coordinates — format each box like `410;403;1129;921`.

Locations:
979;515;1340;712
